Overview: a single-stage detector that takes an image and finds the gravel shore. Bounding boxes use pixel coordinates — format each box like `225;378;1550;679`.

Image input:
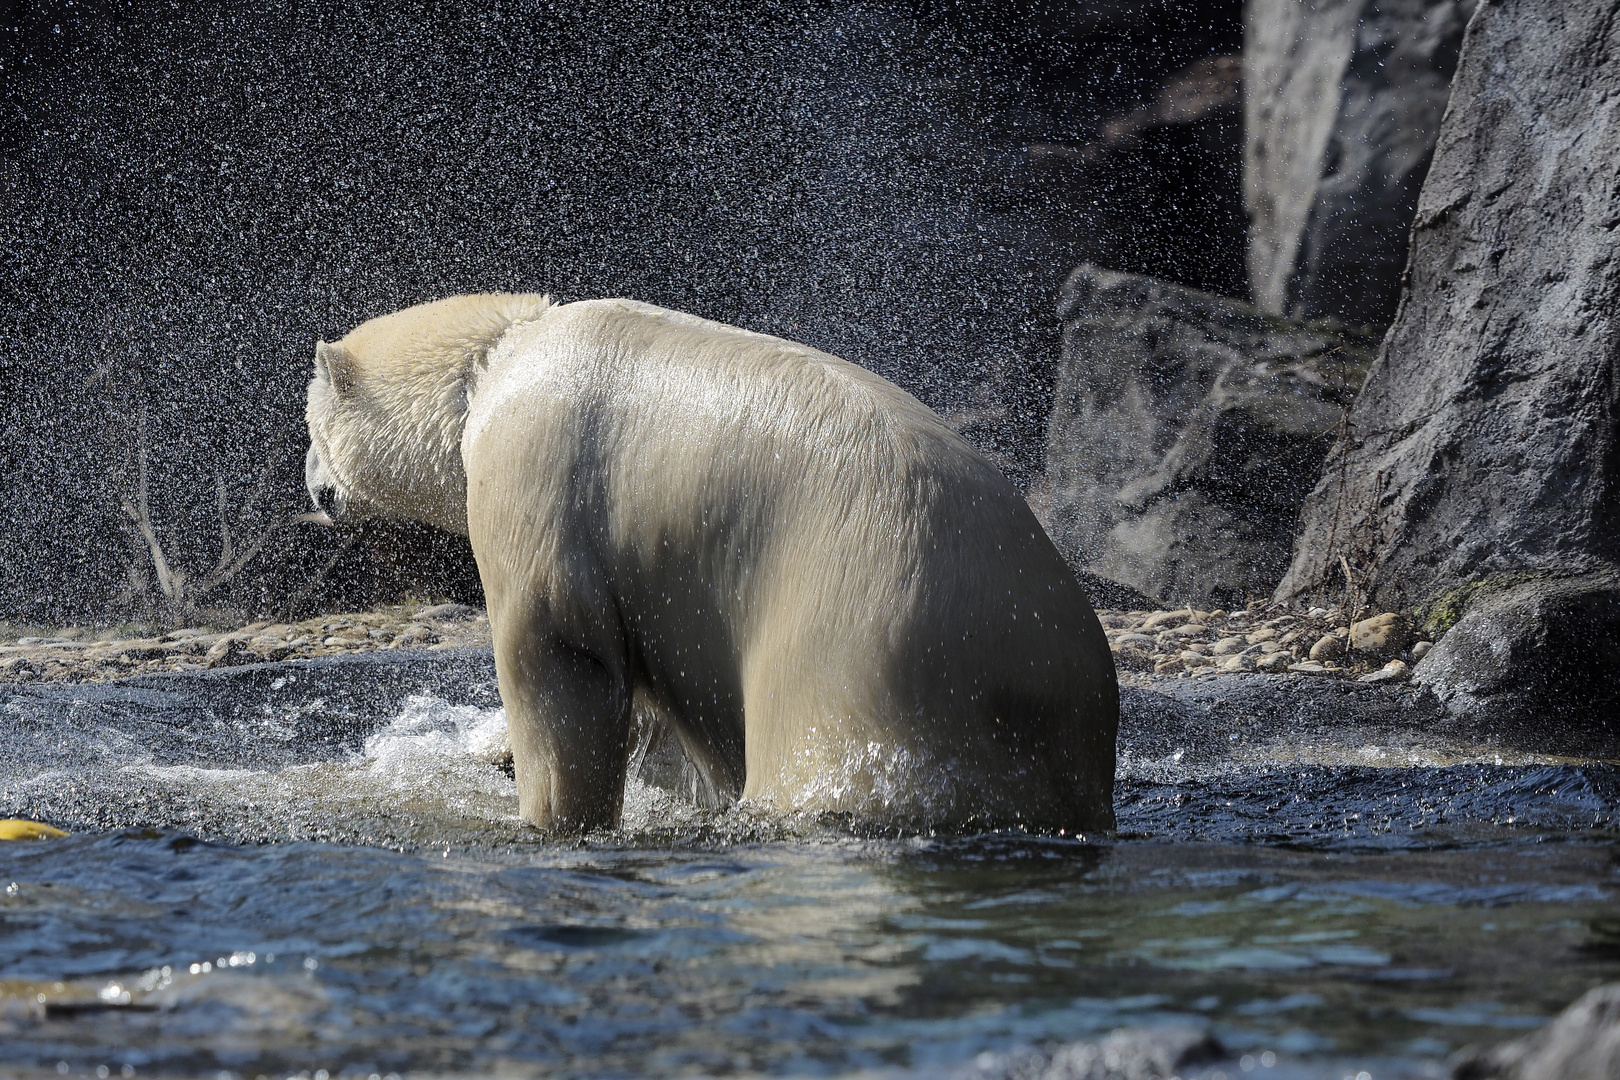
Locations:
0;601;1429;688
0;602;491;684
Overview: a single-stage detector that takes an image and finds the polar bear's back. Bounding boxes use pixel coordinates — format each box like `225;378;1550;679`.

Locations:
470;297;1081;610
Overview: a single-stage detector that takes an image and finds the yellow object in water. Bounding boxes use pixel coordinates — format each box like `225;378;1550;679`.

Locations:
0;820;68;840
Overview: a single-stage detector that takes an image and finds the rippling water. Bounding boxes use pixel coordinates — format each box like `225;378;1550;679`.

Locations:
1;653;1616;1079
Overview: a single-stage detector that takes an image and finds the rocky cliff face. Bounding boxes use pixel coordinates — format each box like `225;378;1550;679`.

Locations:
1244;0;1474;325
1275;0;1620;728
1276;0;1620;611
1037;266;1377;608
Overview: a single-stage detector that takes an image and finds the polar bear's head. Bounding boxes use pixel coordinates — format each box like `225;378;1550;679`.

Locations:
304;293;553;536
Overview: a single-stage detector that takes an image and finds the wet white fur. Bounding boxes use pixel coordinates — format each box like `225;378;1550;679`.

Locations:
306;294;1118;832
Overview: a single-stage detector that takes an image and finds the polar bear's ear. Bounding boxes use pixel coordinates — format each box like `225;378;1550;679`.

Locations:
315;340;358;394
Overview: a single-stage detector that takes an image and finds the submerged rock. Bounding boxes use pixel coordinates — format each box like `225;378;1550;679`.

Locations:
1244;0;1474;324
1452;982;1620;1080
950;1026;1226;1080
1036;265;1376;608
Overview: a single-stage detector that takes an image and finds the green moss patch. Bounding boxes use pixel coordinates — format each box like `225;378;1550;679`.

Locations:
1418;573;1543;637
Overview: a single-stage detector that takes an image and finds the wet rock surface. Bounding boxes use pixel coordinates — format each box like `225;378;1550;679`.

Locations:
1413;567;1620;740
1037;267;1377;608
1452;982;1620;1080
1244;0;1473;324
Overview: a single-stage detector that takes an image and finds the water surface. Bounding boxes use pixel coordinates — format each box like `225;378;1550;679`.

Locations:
1;655;1615;1079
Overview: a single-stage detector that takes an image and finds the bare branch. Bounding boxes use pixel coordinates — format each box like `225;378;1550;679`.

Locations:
120;411;186;604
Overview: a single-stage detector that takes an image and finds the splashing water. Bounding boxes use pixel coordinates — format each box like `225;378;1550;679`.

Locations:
0;658;1618;1078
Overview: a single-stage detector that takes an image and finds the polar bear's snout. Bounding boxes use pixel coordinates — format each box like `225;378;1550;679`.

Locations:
301;442;340;526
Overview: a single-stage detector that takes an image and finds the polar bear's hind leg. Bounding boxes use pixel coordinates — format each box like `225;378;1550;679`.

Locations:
490;602;635;832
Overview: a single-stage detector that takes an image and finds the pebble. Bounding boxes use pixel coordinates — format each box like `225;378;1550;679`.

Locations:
1358;659;1411;684
1209;636;1248;656
1286;661;1332;675
1216;654;1252;673
1256;652;1291;673
1246;628;1280;644
1142;610;1196;630
1350;612;1413;659
417;603;481;621
1112;646;1156;672
1410;640;1434;661
391;624;441;647
1308;634;1345;661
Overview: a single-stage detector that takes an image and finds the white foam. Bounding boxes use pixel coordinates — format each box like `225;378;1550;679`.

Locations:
359;694;512;772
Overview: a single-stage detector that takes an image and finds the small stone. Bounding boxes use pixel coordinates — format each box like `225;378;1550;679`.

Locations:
1358;658;1411;684
204;636;248;668
1217;654;1253;673
1308;634;1346;661
1286;660;1330;675
1410;640;1433;661
1111;646;1156;672
1306;607;1330;619
1113;632;1157;648
1179;650;1212;667
391;624;441;648
1153;656;1184;675
1350;612;1413;659
1246;627;1280;644
1210;636;1248;656
417;603;479;621
1256;652;1291;673
1257;640;1284;655
1142;610;1195;630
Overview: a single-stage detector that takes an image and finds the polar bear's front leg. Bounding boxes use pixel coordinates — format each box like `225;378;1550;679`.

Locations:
492;617;633;833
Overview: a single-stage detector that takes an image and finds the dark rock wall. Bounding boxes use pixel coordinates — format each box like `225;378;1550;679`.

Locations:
1037;266;1377;608
1276;0;1620;611
1244;0;1474;325
1029;52;1248;301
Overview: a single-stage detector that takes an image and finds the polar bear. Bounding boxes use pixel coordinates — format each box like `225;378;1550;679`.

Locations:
304;294;1117;832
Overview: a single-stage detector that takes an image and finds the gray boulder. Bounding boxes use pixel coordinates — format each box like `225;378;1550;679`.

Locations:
1413;568;1620;753
1277;0;1620;612
1453;982;1620;1080
1035;265;1376;608
1245;0;1474;324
